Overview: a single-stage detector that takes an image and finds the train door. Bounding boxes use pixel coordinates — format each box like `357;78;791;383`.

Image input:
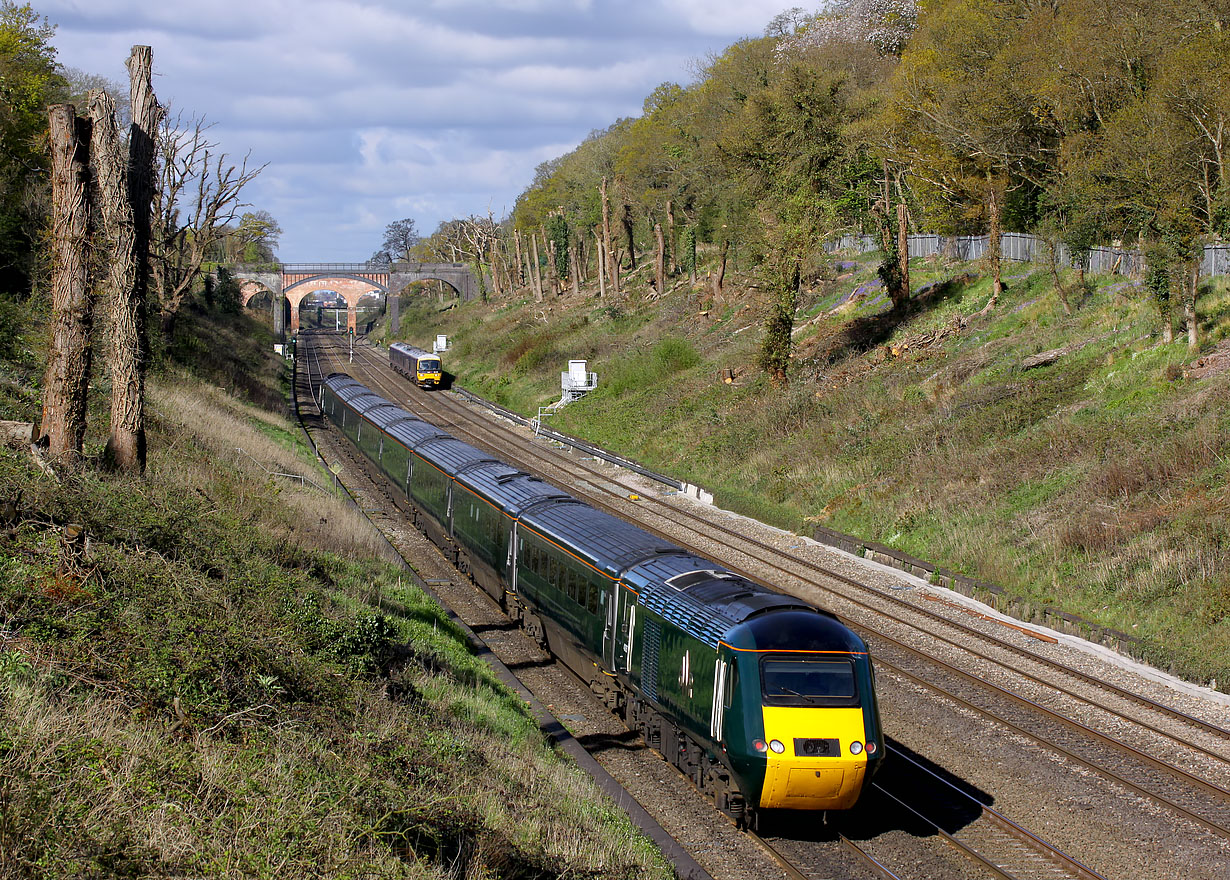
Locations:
507;522;518;593
602;584;618;668
710;656;730;742
612;587;636;674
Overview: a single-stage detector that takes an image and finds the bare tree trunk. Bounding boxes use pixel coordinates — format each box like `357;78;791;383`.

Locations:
980;180;1002;314
570;233;581;297
712;238;729;306
530;234;544;302
38;104;94;462
666;200;677;274
542;229;558;295
1187;264;1200;351
600;177;618;296
595;229;606;298
654;222;665;296
104;46;160;474
522;240;534;298
897;202;910;304
513;229;525;288
621;202;636;270
488;236;501;298
1045;238;1073;315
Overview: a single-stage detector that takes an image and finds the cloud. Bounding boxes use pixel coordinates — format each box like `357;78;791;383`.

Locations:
40;0;789;260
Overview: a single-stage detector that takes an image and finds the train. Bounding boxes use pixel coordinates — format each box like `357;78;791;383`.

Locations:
319;372;883;829
389;342;443;388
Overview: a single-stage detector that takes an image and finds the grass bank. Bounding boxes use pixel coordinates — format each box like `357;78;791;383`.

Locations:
389;254;1230;690
0;306;672;879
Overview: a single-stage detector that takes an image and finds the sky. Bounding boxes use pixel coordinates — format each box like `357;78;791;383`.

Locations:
39;0;797;262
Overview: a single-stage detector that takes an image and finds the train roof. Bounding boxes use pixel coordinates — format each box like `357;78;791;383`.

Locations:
386;418;450;450
346;391;391;414
364;403;420;431
519;498;682;578
325;373;365;393
390;342;435;359
415;436;498;475
732;609;866;654
453;461;572;517
624;554;822;649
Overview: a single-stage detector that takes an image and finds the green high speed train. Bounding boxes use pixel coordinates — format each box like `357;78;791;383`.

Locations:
321;372;883;829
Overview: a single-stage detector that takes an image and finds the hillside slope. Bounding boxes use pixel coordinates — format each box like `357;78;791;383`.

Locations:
0;306;672;879
385;252;1230;690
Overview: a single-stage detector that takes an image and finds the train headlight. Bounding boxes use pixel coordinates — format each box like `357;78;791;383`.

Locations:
753;739;768;753
865;741;877;755
849;741;864;755
769;739;786;754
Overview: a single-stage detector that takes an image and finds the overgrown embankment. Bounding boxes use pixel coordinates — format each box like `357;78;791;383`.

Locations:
0;307;671;879
389;254;1230;689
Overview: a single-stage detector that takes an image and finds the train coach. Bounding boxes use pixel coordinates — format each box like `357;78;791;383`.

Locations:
319;373;883;829
389;342;443;388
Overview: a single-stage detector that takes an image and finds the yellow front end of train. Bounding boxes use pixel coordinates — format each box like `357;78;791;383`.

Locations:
415;356;442;388
758;705;870;809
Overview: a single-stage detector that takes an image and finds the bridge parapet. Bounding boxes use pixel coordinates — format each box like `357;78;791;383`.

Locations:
227;260;480;337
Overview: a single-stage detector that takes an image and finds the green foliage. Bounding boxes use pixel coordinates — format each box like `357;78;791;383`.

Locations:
545;213;569;281
0;1;67;295
877;240;905;301
681;225;697;275
599;337;701;397
757;257;800;384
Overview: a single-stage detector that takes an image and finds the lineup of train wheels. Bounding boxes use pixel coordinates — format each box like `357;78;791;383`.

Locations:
316;340;884;831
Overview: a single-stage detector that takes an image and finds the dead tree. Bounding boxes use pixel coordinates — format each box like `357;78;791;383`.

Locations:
620;200;636;270
654;222;665;296
513;229;525;288
712;238;730;306
600;177;618;296
93;45;161;474
38;104;94;461
981;178;1003;314
897;202;910;304
151;111;264;335
666;200;678;274
530;234;544;302
569;230;581;297
594;228;606;297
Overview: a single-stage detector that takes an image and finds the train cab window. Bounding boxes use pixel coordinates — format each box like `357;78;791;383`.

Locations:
761;658;859;708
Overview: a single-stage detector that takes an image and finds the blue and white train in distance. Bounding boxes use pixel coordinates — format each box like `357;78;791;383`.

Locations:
320;370;883;829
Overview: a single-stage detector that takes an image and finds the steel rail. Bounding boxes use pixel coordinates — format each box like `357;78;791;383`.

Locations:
883;746;1108;880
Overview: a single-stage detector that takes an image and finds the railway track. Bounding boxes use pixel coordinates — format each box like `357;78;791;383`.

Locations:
299;332;1230;879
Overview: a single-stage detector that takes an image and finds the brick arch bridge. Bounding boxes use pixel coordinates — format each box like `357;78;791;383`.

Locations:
230;262;478;336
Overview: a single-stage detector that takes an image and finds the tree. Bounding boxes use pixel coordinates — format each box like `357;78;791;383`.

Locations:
150;111;264;335
882;0;1060;310
0;2;67;296
370;218;421;264
36;103;92;461
83;46;160;475
232;210;281;263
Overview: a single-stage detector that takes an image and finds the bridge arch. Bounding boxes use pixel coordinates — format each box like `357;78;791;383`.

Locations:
283;273;387;332
239;279;275;309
